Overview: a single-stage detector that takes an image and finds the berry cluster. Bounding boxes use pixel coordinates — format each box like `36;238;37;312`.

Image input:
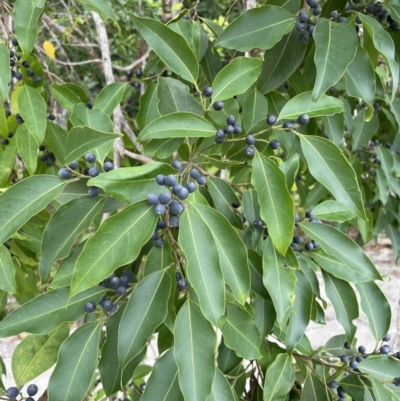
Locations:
84;271;132;314
214;115;242;144
38;146;56;166
6;383;38;400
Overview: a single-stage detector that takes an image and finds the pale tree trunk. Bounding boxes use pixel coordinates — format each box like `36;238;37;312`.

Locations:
162;0;172;22
244;0;257;56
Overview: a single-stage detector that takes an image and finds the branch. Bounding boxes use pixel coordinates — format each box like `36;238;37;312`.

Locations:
122;149;153;164
112;50;150;72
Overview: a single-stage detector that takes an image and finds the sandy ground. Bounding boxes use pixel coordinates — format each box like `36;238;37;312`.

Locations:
0;234;398;397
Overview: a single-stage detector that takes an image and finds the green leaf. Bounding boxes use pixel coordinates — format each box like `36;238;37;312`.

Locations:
93;82;126;116
278;92;343;121
189;203;250;305
263;354;294;401
217;6;294;52
15;124;38;176
0;175;67;244
157;77;202;116
370;377;394;401
355;282;391;341
99;305;146;395
377;146;394;181
70;201;157;297
248;250;271;300
280;154;299;191
220;302;262;360
48;321;101;401
358;13;399;101
130;14;198;83
211;57;263;102
257;27;307;94
359;355;400;381
13;0;45;55
45;122;66;162
262;237;297;328
251;152;294;255
207;177;243;229
299;135;366;219
0;135;17;186
241;87;268;132
118;270;170;368
88;162;175;203
64;126;120;165
18;86;47;144
137;84;160;130
50;84;88;111
0;45;10;102
312;200;354;222
141;348;183;401
300;223;382;282
301;370;331;401
206;369;236;401
77;0;117;22
0;287;106;337
386;224;400;264
322;114;344;147
200;41;221;84
253;295;276;337
12;322;70;386
351;109;379;151
138;112;215;141
286;271;313;354
217;339;242;374
178;209;225;325
174;300;217;401
39;196;105;282
0;245;17;293
70;103;113;131
322;271;358;343
144;241;174;276
242;190;263;249
345;46;375;105
312;19;358;101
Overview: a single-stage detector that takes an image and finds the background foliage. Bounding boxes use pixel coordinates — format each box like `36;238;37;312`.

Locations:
0;0;400;400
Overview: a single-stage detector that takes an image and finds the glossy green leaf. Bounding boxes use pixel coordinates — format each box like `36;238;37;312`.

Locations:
70;103;113;132
211;57;263;102
377;146;394;181
39;196;105;282
50;84;88;111
141;348;183;401
207;176;243;229
15;124;38;176
286;271;313;354
248;251;271;301
313;19;358;101
71;201;157;297
174;300;217;401
178;209;225;325
322;271;358;343
262;237;297;328
359;355;400;381
355;282;391;341
312;200;354;222
0;136;16;185
386;224;400;264
77;0;117;21
300;223;382;282
257;27;307;94
138;112;215;141
14;0;45;55
189;203;250;305
242;190;263;249
322;113;344;147
144;241;174;276
251;151;294;255
278;92;343;120
99;305;146;395
359;13;399;101
345;46;375;105
279;153;299;191
200;41;222;84
370;377;394;401
242;87;268;131
137;84;160;130
301;370;331;401
299;135;366;219
0;45;10;102
157;77;202;116
217;6;294;52
351;109;379;151
0;245;17;293
64;126;120;165
220;302;262;360
0;286;106;337
118;270;170;368
131;14;198;83
206;369;236;401
45;122;66;162
12;322;70;386
253;295;276;337
0;175;67;244
48;321;101;401
263;354;294;401
217;339;242;374
93;82;126;116
18;85;47;144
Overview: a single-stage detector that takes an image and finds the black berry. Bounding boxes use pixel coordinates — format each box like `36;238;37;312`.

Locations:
6;387;19;399
147;194;159;206
203;86;213;97
270;139;281;150
298;114;310;125
84;301;96;313
245;145;255;156
104;161;114;171
58;168;72;180
266;115;277;126
213;101;224;111
85;152;96;163
154;204;167;216
177;279;188;291
226;115;236;126
246;135;255;145
88;167;99;177
197;176;207;185
88;186;99;197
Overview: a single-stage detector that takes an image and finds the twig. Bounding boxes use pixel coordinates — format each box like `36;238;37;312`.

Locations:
49;57;103;66
112;50;150;72
122;149;153;164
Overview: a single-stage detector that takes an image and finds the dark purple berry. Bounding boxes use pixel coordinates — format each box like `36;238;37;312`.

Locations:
196;176;207;185
154;204;166;216
383;334;391;342
340;355;349;363
88;167;99;177
226;115;236;126
58;168;72;179
380;345;390;354
103;161;114;171
246;135;255;145
270;139;281;150
170;216;180;227
253;220;264;229
266;115;277;126
109;276;122;288
233;124;242;134
203;86;213;97
305;242;314;251
156;174;165;185
27;384;38;396
186;182;197;193
164;175;177;187
344;341;351;349
88;186;99;197
177;279;188;291
245;145;255;157
190;169;201;179
116;286;126;295
170;200;184;215
157;220;167;230
84;301;96;313
85;153;96;163
213;101;224;111
102;299;113;312
349;360;358;369
293;236;303;244
159;192;172;204
6;387;19;399
148;195;160;206
358;345;366;354
155;238;164;247
171;159;182;170
298;114;310;125
225;125;235;135
328;381;338;389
